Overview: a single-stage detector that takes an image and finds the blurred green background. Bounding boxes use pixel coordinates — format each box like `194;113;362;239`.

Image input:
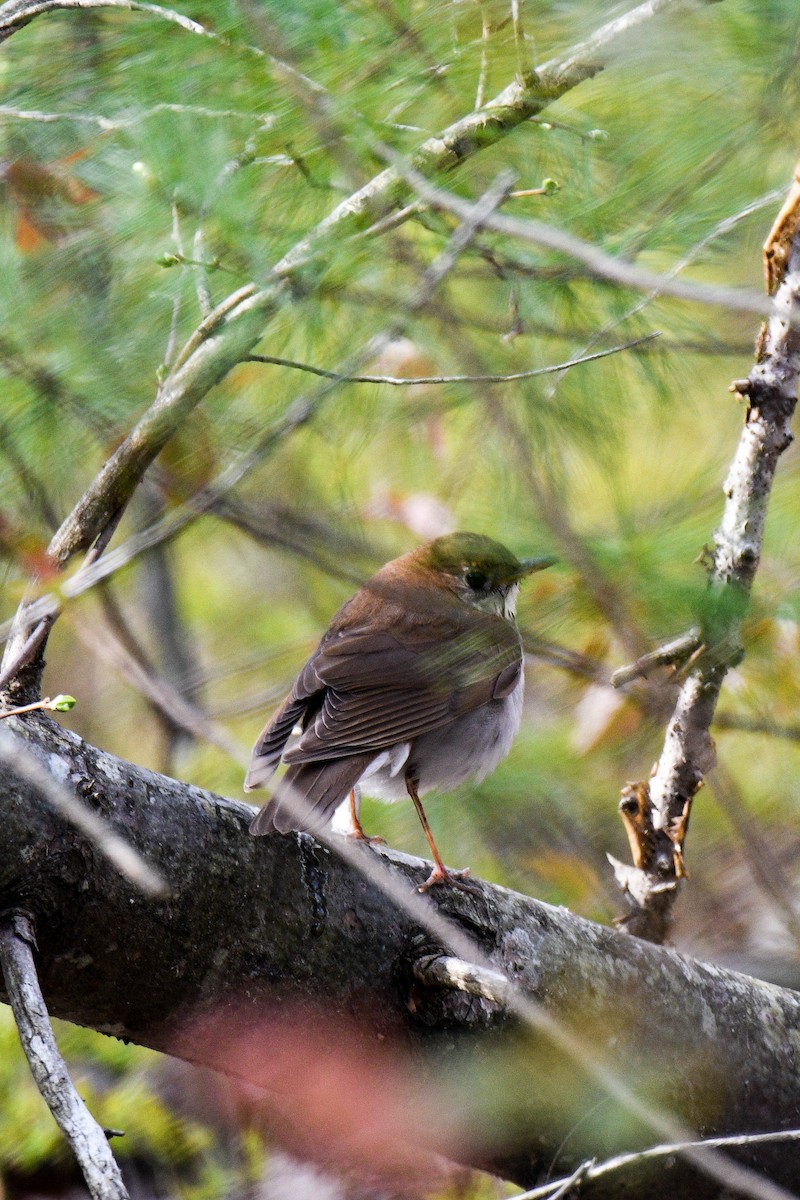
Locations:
1;0;800;1194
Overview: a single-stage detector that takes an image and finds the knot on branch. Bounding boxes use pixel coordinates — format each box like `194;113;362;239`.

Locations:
613;775;700;943
618;780;691;880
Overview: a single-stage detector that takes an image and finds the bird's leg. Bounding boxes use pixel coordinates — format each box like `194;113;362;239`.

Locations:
404;771;479;894
347;787;386;845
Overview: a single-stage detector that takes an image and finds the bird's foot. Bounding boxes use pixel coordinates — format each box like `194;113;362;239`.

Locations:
418;864;481;896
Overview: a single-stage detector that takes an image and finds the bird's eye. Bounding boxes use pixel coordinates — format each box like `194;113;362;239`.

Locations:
464;568;488;591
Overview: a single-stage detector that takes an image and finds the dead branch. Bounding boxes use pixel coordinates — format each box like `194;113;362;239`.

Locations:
609;170;800;943
0;910;129;1200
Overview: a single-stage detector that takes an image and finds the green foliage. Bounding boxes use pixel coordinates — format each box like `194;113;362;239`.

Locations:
2;0;800;1192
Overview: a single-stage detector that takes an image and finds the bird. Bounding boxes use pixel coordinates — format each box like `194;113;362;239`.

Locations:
245;532;555;891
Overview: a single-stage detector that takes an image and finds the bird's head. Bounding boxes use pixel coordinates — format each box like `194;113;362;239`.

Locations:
414;531;556;619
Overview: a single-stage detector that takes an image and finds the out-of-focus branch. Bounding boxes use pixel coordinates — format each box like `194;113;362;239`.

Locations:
714;713;800;740
381;159;771;316
46;283;269;568
71;603;247;766
708;765;800;950
0;910;129;1200
610;629;702;686
610;171;800;943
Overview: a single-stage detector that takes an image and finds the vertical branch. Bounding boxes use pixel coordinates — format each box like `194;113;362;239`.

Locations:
610;170;800;942
0;911;129;1200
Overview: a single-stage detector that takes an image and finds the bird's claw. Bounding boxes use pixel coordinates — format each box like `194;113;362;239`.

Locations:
418;865;481;896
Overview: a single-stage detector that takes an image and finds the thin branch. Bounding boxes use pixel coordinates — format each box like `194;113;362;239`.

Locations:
247;333;660;386
0;695;75;719
0;101;269;127
0;613;54;692
0;910;129;1200
611;173;800;943
611;628;702;687
474;3;490;111
341;278;754;353
522;633;605;680
0;728;166;896
714;712;800;740
519;1130;800;1200
0;0;208;37
72;607;247;766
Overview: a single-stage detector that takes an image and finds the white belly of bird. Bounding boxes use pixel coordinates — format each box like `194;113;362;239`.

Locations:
358;670;524;802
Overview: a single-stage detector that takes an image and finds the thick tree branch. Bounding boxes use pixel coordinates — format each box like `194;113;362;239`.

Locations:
1;715;800;1197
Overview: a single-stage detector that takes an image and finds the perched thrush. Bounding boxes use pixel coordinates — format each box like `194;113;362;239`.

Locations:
245;532;554;889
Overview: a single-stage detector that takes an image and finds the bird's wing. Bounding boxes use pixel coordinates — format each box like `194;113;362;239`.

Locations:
282;611;522;765
244;688;313;791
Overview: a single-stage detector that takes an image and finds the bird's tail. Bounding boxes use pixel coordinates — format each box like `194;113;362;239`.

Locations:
249;752;377;836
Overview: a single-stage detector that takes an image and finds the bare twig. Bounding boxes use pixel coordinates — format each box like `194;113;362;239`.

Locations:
0;100;270;126
611;628;702;687
474;3;490;111
0;729;166;896
519;1130;800;1200
611;173;800;943
247;333;660;386
0;910;129;1200
0;694;75;719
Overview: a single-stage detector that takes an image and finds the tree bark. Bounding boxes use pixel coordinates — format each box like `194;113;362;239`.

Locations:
2;712;800;1197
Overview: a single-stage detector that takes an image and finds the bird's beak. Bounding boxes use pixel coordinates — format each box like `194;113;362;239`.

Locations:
516;555;558;578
